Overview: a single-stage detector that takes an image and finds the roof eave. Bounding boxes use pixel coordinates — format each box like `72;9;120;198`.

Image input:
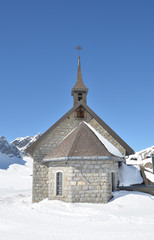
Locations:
43;155;125;162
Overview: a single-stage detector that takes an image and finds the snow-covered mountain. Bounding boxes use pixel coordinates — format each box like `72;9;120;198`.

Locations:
0;133;41;169
126;145;154;162
126;145;154;170
11;133;42;153
0;136;21;158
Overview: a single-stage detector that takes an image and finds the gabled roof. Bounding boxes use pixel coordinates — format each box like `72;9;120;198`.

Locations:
43;122;113;160
26;100;134;156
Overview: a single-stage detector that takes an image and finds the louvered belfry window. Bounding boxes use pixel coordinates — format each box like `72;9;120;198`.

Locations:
78;93;82;101
77;107;84;118
56;172;62;195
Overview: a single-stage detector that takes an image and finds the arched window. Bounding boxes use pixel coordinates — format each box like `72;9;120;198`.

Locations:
78;93;82;101
111;172;116;191
56;172;62;196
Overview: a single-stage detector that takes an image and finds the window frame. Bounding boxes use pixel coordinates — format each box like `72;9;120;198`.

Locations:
55;171;63;196
111;171;116;191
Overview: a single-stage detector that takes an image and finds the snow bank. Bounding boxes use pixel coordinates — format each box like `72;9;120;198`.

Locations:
126;146;154;184
0;152;26;170
0;156;32;199
119;163;143;186
84;122;123;158
144;171;154;183
0;190;154;240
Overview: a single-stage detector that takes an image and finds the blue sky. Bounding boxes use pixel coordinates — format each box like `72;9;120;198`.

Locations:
0;0;154;152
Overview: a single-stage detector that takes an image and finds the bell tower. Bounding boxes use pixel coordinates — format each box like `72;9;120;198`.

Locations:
71;57;88;106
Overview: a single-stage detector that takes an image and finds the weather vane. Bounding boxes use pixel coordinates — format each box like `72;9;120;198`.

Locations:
75;45;83;57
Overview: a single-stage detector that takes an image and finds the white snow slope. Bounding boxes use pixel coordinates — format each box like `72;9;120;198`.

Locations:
126;146;154;183
119;163;143;186
0;152;25;170
1;157;154;240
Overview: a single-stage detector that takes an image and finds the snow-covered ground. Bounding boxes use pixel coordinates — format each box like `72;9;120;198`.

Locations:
0;156;154;240
0;152;25;170
126;146;154;183
0;156;32;199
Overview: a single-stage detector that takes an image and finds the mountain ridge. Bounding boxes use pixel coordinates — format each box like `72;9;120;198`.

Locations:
0;133;41;169
11;133;42;153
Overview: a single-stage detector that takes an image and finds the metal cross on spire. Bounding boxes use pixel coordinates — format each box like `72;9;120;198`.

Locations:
75;45;83;57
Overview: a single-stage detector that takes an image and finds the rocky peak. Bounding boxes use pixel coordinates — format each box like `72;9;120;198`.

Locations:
11;133;42;153
0;136;21;158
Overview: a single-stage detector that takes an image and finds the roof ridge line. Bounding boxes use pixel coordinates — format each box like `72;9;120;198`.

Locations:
67;122;83;156
83;122;113;155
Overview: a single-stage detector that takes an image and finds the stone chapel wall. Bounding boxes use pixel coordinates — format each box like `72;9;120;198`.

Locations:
48;159;119;203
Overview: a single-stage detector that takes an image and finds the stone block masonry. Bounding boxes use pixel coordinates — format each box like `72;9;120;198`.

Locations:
48;160;119;203
32;161;48;202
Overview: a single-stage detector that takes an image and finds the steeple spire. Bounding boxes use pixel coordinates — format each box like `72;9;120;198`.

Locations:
71;57;88;106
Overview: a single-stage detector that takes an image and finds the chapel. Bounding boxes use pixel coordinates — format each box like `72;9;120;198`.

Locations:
26;57;134;203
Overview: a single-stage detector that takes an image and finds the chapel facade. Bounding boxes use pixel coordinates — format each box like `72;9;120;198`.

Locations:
26;57;134;203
